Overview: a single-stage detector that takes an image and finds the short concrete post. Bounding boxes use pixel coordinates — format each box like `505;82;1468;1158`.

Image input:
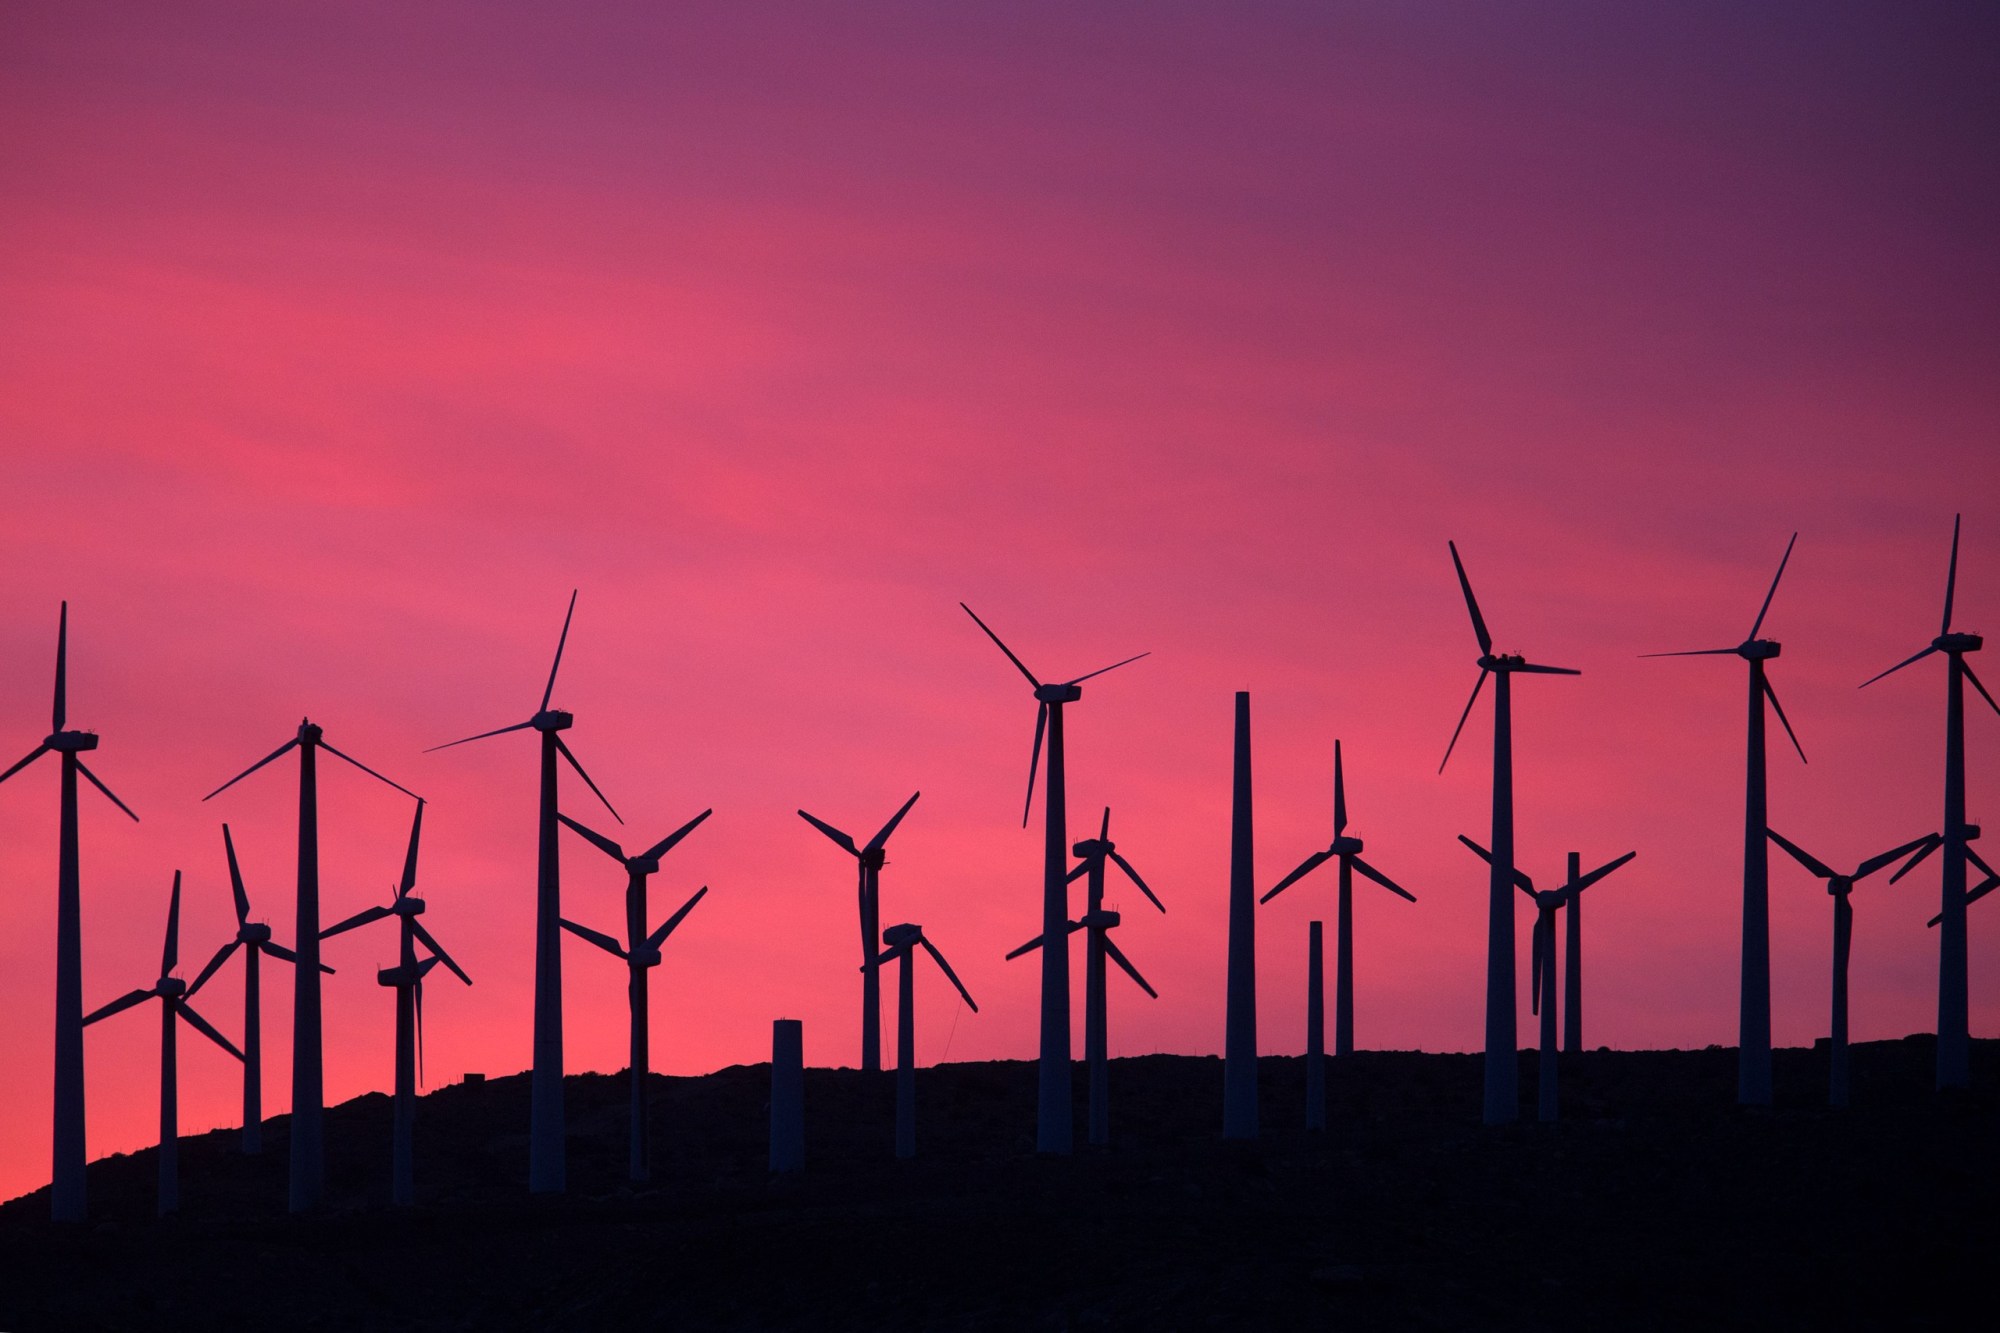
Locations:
769;1019;804;1174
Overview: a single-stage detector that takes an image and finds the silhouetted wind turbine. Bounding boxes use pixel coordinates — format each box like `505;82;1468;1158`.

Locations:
1767;829;1934;1108
1438;542;1579;1125
0;603;139;1222
83;872;243;1217
1859;515;1999;1091
961;603;1147;1155
1643;532;1805;1107
184;824;331;1155
428;590;622;1194
206;716;418;1212
876;922;977;1159
1461;837;1633;1122
797;792;920;1073
1006;807;1162;1146
559;808;711;1182
321;800;472;1205
1262;742;1415;1069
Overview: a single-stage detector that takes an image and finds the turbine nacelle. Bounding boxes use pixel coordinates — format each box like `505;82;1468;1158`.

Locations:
1737;639;1782;661
857;848;887;871
1071;836;1114;859
882;922;924;949
1330;835;1365;857
1034;682;1083;704
1827;877;1855;896
297;720;323;746
239;922;273;945
632;945;663;968
1079;908;1120;930
531;709;574;732
377;963;422;987
156;976;186;999
627;855;663;876
1938;631;1983;653
45;730;99;753
391;896;426;918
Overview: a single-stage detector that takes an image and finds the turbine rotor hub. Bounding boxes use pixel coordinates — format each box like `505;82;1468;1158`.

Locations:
377;964;418;987
1034;683;1083;704
1828;878;1854;896
1937;632;1983;653
157;977;186;998
1071;838;1111;858
1479;653;1527;672
45;730;98;753
634;946;662;968
392;897;426;916
882;922;922;948
629;856;662;876
858;849;886;871
532;709;574;732
241;923;272;944
1330;835;1364;856
297;721;323;745
1739;639;1781;660
1081;908;1121;930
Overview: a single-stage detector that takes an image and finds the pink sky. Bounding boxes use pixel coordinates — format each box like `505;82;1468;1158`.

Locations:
0;2;1996;1200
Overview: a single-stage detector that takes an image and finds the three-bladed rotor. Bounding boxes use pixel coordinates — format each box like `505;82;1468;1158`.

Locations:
878;923;979;1011
1265;741;1417;906
1459;836;1635;1015
961;604;1148;826
1439;543;1581;773
1861;515;1997;711
83;871;243;1062
0;602;140;820
186;824;333;997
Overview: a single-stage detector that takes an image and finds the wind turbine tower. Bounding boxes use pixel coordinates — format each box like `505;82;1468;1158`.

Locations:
798;792;920;1072
0;603;139;1222
961;603;1147;1156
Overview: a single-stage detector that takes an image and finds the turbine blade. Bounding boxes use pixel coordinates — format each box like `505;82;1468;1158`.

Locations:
411;921;472;985
1570;850;1637;896
320;905;391;939
82;989;153;1025
163;871;181;975
1512;662;1582;676
1107;851;1164;913
541;590;580;713
797;810;857;857
559;813;627;863
1261;849;1332;904
0;743;52;786
1066;858;1092;884
553;736;623;824
1747;532;1798;641
1004;933;1046;961
559;917;627;958
1943;513;1960;635
186;940;240;998
1333;740;1347;836
960;603;1041;687
645;885;710;950
177;1002;244;1061
1860;645;1938;689
1638;648;1742;658
864;791;921;855
1967;845;1998;884
53;600;68;728
202;738;299;801
1099;807;1111;840
74;760;139;822
1930;873;2000;928
1762;677;1807;764
415;974;426;1087
1766;829;1835;880
1530;915;1545;1016
1351;855;1417;903
1101;935;1158;999
1888;834;1943;883
1963;661;2000;721
1438;669;1489;774
641;809;713;862
256;940;331;973
918;937;977;1012
1022;702;1047;828
1834;895;1853;977
397;799;425;899
1854;835;1938;882
221;824;250;924
423;719;535;753
318;740;422;802
1447;541;1493;656
1063;651;1150;687
1457;834;1534;893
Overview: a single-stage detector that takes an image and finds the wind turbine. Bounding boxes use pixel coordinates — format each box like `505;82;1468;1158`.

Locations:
1859;515;1999;1090
876;922;977;1159
205;716;419;1212
1005;807;1163;1146
1438;542;1580;1125
558;808;712;1182
0;602;138;1222
184;823;331;1154
797;792;920;1073
961;603;1147;1155
1767;829;1936;1108
83;872;243;1217
427;590;623;1194
321;800;472;1205
1460;838;1633;1122
1262;741;1416;1073
1642;532;1805;1107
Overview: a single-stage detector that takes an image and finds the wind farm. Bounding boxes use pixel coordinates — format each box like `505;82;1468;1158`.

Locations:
1;5;1994;1327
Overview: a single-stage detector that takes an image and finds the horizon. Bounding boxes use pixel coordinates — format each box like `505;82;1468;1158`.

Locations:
2;2;1997;1203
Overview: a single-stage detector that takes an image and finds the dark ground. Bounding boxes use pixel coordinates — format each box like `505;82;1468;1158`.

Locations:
1;1037;1993;1330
